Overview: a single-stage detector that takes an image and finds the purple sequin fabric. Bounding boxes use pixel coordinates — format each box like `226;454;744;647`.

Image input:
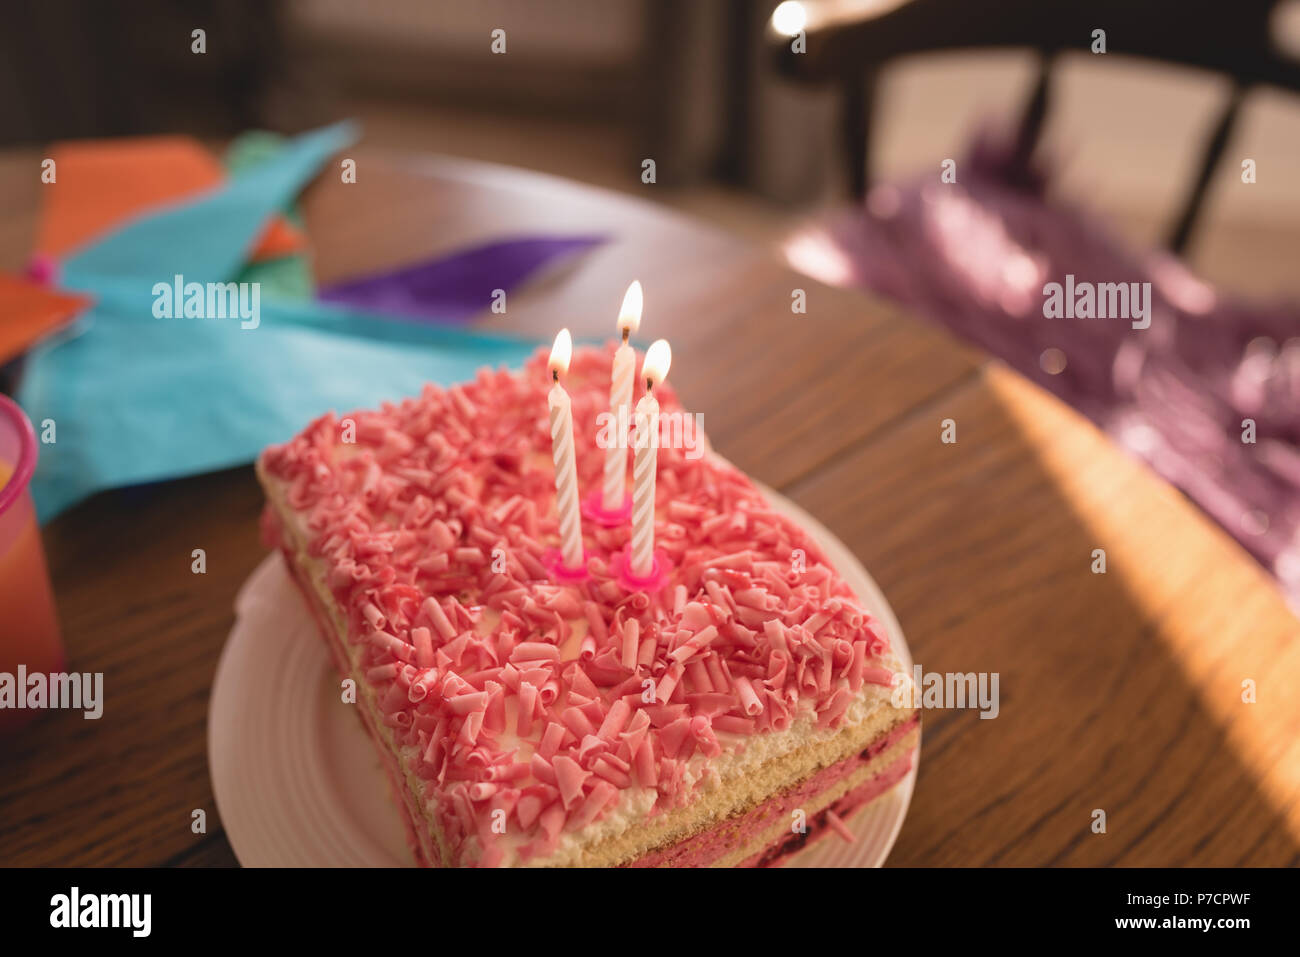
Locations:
795;134;1300;607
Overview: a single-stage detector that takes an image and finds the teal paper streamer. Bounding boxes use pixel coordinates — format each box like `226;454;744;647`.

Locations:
19;300;539;522
226;130;316;300
18;123;543;521
59;122;357;291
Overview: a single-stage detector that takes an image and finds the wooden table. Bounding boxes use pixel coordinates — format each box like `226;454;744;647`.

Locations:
1;149;1297;867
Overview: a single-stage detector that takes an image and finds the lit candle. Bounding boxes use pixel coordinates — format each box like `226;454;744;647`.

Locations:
631;339;671;578
548;329;584;570
603;280;642;511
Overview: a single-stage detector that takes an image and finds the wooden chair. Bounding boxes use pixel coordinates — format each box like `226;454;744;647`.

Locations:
768;0;1300;252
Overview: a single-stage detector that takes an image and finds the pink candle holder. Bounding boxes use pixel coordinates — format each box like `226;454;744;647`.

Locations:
581;490;632;527
542;547;591;584
611;545;673;593
0;395;65;731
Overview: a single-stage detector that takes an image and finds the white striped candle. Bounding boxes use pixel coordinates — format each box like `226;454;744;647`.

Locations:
631;339;671;578
603;281;642;511
548;329;584;570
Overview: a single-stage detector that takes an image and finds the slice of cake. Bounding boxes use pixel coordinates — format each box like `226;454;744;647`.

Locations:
256;344;919;867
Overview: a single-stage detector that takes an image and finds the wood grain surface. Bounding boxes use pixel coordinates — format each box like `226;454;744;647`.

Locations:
0;147;1296;867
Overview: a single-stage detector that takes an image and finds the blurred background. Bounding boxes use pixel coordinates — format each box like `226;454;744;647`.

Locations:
3;0;1300;871
3;0;1300;296
3;0;1300;599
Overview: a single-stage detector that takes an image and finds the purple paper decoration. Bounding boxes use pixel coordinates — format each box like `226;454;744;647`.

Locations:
318;235;606;323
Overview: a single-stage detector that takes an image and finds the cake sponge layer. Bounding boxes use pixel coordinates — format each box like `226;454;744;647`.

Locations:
630;721;919;867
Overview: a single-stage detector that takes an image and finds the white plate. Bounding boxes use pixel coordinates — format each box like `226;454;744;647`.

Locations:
209;486;918;867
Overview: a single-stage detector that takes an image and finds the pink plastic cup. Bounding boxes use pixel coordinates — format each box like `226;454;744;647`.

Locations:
0;395;64;731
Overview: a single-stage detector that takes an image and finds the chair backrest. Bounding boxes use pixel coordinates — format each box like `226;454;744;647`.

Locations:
769;0;1300;252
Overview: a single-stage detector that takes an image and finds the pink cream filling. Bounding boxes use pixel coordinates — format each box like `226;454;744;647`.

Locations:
627;715;919;868
270;520;439;867
744;752;913;867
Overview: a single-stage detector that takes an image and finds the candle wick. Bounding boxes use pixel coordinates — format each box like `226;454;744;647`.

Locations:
552;369;560;382
622;328;630;344
645;378;654;393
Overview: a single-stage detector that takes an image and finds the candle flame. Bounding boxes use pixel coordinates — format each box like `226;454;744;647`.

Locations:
770;1;806;36
618;280;643;336
642;339;671;389
549;328;573;377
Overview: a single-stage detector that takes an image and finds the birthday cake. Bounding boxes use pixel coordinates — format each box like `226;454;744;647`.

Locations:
256;343;919;867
